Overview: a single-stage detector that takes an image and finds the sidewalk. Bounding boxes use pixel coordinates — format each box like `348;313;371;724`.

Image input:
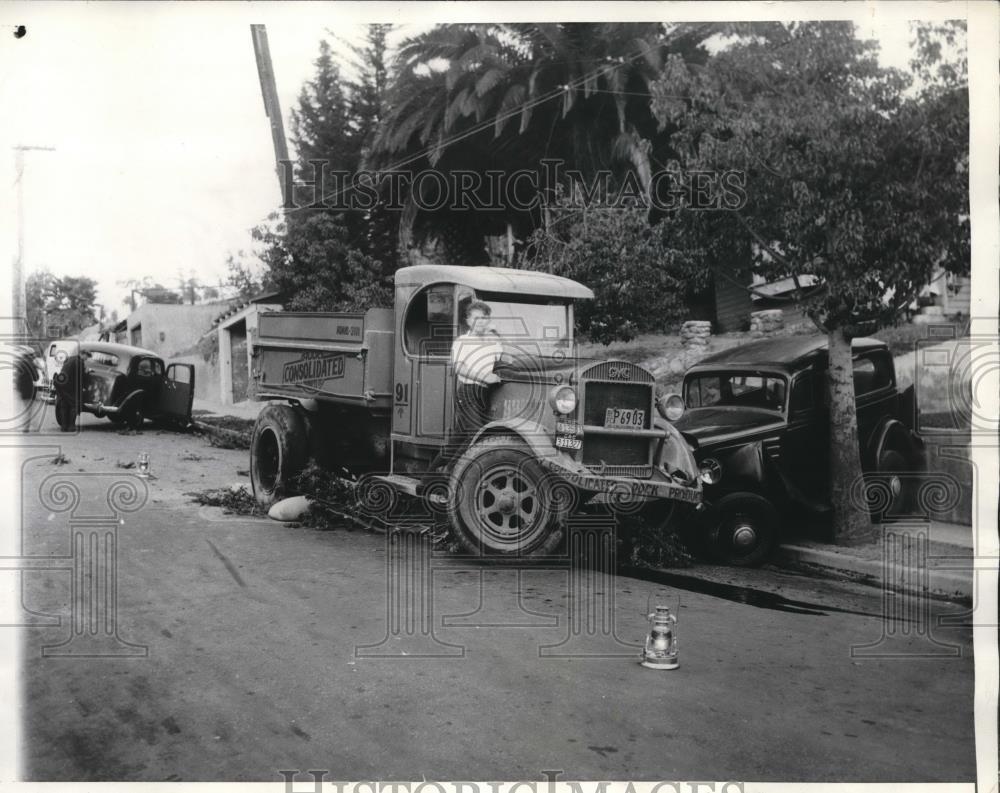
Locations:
777;520;977;602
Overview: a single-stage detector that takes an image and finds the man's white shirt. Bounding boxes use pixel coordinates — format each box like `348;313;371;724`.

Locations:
452;331;503;385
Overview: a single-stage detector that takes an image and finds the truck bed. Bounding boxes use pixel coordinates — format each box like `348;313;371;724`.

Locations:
253;308;394;410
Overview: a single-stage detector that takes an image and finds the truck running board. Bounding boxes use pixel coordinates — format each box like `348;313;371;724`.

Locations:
373;473;449;506
372;474;421;497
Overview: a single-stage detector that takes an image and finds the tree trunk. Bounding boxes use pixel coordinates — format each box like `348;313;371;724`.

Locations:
827;328;875;545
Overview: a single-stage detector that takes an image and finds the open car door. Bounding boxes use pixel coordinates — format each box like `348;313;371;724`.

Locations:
155;364;195;425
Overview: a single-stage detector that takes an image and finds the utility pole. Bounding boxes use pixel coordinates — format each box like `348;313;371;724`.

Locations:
13;144;55;330
250;25;291;208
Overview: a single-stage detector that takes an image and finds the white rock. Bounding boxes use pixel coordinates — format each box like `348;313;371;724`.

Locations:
268;495;312;522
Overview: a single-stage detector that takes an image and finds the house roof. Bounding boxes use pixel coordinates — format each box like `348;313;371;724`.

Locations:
395;265;594;299
213;292;284;326
688;335;887;372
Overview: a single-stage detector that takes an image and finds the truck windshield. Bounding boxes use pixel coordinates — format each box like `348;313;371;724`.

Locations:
478;298;572;356
685;372;788;412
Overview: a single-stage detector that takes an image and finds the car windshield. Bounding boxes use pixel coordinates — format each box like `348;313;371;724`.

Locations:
685;372;788;412
477;297;572;357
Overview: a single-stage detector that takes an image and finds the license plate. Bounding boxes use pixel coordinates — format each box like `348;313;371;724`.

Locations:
556;421;580;435
604;408;646;428
555;436;582;450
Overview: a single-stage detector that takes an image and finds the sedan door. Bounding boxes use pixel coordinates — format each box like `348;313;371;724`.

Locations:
153;364;195;423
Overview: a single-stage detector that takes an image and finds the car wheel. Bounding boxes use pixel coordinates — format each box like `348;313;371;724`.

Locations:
125;402;145;430
250;404;308;510
708;492;780;567
875;448;913;519
54;396;76;432
450;434;563;561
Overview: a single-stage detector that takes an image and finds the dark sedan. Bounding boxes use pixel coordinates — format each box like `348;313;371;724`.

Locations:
668;335;925;566
52;341;195;432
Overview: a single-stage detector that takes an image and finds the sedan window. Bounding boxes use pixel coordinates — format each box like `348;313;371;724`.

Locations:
686;372;788;412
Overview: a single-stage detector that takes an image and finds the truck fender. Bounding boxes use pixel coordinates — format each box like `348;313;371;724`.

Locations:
871;418;925;470
653;417;699;482
255;395;321;413
468;419;561;461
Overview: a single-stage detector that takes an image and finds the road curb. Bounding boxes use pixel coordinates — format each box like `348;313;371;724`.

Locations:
776;543;972;603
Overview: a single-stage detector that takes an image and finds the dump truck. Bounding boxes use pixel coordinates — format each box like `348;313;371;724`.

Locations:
249;264;702;558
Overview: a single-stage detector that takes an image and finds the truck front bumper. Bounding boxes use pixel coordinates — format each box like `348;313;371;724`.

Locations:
536;454;702;505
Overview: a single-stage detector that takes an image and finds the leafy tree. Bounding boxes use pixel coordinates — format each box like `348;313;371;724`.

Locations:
249;212;391;312
290;40;359;179
649;21;969;544
120;277;183;310
370;22;718;263
521;202;709;343
253;28;397;311
26;272;100;337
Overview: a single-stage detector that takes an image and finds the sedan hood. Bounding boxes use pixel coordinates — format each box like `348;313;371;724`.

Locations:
673;407;784;442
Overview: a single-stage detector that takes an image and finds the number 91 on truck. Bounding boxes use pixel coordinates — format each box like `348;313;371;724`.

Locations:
248;265;703;560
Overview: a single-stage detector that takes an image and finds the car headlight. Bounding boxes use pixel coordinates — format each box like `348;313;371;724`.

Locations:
657;393;685;422
699;458;722;485
549;385;577;415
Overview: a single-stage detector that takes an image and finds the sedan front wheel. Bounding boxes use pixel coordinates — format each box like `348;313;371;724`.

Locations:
708;491;780;567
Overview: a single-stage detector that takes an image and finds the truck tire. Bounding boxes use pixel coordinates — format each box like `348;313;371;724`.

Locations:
251;404;309;510
707;491;780;567
449;434;563;561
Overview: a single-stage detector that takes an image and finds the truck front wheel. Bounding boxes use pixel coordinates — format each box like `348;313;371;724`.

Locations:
450;434;563;560
250;404;308;510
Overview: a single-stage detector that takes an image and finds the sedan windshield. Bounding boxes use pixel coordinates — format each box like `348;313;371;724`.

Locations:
685;372;788;412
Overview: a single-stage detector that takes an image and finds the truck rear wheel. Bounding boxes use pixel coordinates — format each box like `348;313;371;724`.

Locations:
251;404;308;510
449;434;563;561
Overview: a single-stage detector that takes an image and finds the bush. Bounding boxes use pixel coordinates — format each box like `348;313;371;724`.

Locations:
518;204;710;344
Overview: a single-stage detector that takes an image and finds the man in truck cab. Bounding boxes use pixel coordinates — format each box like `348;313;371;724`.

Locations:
430;299;504;470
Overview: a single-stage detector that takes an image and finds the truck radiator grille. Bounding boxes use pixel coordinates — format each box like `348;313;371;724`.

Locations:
580;361;654;383
583;383;652;428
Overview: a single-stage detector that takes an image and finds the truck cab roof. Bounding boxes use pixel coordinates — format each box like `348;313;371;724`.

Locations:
395;265;594;300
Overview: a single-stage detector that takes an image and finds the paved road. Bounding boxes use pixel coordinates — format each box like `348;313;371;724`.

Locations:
14;411;976;782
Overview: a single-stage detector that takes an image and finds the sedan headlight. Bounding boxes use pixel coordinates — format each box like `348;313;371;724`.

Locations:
657;393;685;422
549;385;577;415
699;458;722;485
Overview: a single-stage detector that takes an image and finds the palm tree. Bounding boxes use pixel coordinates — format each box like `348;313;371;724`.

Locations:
368;22;717;264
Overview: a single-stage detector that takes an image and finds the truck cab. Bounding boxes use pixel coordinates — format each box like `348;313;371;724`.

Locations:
250;265;701;559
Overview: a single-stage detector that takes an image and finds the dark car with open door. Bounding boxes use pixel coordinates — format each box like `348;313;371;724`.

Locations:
52;341;195;432
667;335;925;566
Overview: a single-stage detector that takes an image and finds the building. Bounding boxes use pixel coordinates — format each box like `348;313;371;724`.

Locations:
213;292;283;405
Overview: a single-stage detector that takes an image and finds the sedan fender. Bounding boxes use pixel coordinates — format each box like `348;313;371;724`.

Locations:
85;389;145;417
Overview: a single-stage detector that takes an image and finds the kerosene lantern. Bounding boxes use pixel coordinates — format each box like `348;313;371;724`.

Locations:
641;605;679;670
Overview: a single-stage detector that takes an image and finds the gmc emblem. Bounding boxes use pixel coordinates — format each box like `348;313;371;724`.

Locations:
606;365;632;380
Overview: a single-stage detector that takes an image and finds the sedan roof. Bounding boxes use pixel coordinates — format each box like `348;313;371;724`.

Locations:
688;335;887;373
77;341;161;359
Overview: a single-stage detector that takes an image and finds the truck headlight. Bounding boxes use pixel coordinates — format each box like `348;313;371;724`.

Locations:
657;393;685;422
699;458;722;485
549;385;577;415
